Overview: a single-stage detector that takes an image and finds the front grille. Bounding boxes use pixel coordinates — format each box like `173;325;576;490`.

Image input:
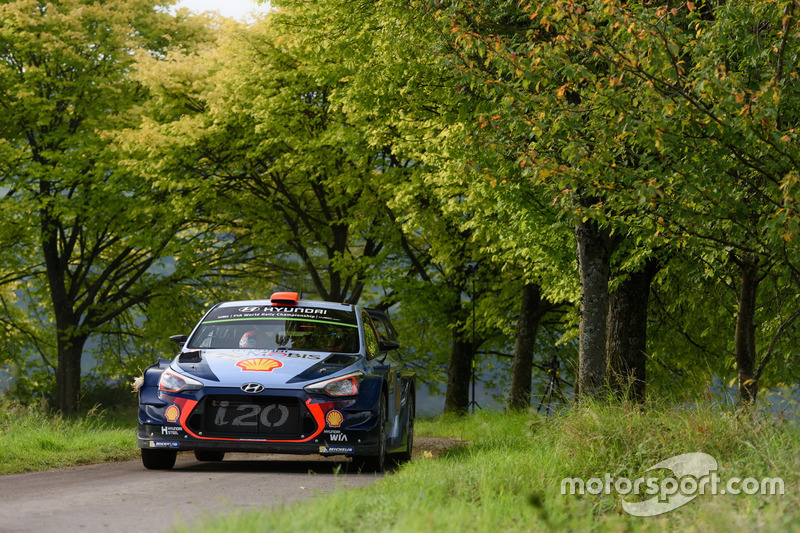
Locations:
186;395;317;440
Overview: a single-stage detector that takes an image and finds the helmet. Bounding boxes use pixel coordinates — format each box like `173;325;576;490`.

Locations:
239;330;263;349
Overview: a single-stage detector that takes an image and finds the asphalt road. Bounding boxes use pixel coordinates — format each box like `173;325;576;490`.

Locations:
0;452;381;533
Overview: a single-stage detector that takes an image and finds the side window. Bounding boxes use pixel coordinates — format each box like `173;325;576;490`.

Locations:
361;311;380;359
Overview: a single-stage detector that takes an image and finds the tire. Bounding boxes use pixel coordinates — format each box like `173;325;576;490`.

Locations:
194;450;226;462
141;448;177;470
354;393;388;473
392;392;414;465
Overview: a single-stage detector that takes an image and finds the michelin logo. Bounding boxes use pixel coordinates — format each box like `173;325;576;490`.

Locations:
319;446;354;454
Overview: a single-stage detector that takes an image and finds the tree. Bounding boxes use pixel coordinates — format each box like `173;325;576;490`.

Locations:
374;0;662;400
606;257;660;402
124;14;417;307
508;283;546;410
266;0;585;412
0;0;211;413
395;0;800;405
244;2;496;414
576;0;800;405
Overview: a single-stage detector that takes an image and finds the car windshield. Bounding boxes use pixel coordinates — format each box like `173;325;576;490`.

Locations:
187;305;360;353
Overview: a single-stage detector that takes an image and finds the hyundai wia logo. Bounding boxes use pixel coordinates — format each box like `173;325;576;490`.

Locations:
241;383;265;393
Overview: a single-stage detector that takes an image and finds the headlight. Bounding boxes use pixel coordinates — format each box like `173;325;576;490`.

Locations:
304;371;364;397
159;369;204;393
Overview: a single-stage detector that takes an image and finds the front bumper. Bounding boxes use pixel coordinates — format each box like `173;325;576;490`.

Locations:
138;386;382;456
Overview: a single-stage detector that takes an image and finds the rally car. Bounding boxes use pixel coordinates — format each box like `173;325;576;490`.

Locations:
136;292;415;471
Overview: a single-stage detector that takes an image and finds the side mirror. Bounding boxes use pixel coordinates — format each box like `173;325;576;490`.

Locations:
379;339;400;352
169;334;188;349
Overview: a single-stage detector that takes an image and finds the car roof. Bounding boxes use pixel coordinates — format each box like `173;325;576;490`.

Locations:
214;298;355;312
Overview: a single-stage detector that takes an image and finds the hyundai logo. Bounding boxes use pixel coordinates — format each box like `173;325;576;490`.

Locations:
241;383;265;394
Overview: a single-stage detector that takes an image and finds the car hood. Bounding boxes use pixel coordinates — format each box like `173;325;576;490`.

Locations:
174;349;361;386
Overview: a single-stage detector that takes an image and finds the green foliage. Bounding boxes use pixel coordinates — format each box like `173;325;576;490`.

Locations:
124;7;532;410
123;15;410;304
0;0;221;410
3;0;800;410
268;0;584;408
327;0;800;400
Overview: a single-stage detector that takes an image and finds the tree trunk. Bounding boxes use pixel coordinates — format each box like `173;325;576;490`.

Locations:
575;218;617;399
735;254;760;406
41;200;84;415
444;335;474;416
55;333;88;415
606;260;659;403
508;283;545;410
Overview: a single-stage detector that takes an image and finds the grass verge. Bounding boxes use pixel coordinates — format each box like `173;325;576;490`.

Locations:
172;402;799;532
0;402;138;474
1;399;796;531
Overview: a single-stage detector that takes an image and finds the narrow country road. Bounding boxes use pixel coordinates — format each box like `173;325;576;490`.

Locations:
0;452;380;533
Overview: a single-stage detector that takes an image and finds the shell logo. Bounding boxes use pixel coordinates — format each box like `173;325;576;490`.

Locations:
236;358;283;372
165;405;180;422
326;410;344;428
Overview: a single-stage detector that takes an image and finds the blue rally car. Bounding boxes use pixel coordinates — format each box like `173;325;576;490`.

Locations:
137;292;415;471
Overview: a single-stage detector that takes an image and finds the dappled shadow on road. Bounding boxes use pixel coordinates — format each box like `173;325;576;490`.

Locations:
173;453;373;475
169;436;468;475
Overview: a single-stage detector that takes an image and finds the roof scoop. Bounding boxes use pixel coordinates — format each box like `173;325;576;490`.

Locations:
270;291;299;306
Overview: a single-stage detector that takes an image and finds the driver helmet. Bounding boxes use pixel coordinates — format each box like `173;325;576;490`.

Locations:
239;330;264;349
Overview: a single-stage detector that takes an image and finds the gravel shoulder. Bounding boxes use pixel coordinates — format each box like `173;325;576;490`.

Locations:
414;435;469;458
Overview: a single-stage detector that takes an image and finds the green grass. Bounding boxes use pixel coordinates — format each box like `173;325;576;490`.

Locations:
172;402;799;533
0;401;138;474
1;399;796;531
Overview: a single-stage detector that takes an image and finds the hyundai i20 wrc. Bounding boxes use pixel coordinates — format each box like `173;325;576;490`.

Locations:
136;292;415;472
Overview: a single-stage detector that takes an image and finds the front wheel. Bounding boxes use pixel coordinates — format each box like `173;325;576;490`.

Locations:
141;448;177;470
354;394;387;473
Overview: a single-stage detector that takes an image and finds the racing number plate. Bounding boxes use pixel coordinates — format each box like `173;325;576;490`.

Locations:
206;399;301;437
